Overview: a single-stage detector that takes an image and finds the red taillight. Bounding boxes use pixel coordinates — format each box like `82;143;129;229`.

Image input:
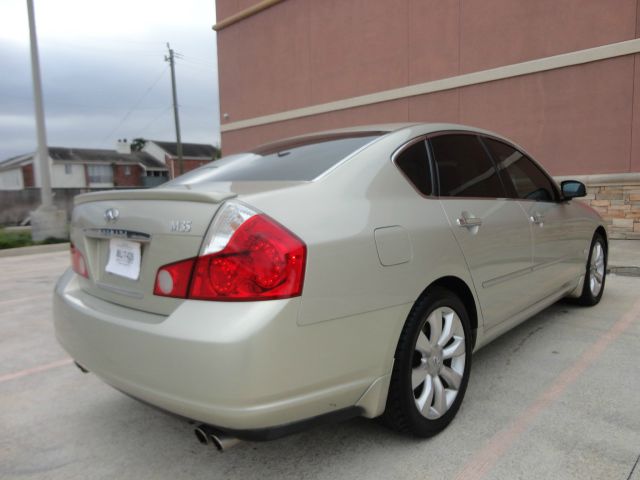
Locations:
189;214;306;301
153;204;306;301
153;257;196;298
70;243;88;278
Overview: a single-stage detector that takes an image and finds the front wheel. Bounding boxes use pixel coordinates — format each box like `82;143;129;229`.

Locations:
383;287;472;437
578;233;607;306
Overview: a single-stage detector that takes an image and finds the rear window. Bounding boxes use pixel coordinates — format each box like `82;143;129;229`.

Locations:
165;132;383;184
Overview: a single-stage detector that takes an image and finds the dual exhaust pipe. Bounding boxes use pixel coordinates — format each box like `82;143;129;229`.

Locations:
73;362;239;451
194;424;242;451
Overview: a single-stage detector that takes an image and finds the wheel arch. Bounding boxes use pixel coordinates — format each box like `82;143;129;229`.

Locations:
420;276;479;349
357;274;480;419
595;225;608;252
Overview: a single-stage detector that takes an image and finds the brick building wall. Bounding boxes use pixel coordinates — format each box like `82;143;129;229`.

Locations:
166;157;211;178
215;0;640;240
113;164;143;187
579;183;640;239
22;164;34;187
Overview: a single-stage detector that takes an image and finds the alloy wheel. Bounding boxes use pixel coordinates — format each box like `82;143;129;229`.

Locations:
412;307;466;420
589;242;605;297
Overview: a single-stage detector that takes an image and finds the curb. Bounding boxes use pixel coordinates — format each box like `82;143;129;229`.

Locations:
0;242;69;258
609;266;640;277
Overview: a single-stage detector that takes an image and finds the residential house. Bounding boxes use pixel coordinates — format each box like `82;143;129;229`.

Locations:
142;140;220;178
0;145;168;190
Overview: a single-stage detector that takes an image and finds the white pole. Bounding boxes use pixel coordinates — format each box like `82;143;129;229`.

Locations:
26;0;53;208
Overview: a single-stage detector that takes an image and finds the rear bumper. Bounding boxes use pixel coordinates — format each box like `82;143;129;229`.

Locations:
53;269;404;431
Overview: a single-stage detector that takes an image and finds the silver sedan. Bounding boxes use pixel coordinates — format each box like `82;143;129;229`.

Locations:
53;123;606;447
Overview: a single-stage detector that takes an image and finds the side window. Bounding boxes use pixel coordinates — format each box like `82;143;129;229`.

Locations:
394;139;431;195
483;138;557;202
429;134;505;198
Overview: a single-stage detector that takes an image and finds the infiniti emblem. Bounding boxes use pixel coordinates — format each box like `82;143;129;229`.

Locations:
104;208;120;223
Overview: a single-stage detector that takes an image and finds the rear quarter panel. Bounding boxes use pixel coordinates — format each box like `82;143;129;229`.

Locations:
241;129;481;334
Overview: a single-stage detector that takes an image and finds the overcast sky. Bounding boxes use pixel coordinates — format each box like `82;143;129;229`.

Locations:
0;0;220;161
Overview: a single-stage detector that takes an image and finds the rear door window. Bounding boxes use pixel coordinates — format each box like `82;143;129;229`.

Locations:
165;132;383;184
482;137;558;202
429;134;506;198
394;139;432;195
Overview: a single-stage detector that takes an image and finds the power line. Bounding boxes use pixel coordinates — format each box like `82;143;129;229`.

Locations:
176;57;217;71
139;105;172;134
179;59;217;71
101;66;168;142
175;53;217;66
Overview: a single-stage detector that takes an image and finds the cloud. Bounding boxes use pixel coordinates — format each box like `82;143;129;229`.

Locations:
0;0;220;161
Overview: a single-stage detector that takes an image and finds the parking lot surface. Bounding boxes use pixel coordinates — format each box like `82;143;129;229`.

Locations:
1;248;639;480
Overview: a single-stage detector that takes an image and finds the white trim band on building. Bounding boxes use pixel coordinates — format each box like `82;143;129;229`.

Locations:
554;173;640;185
221;38;640;133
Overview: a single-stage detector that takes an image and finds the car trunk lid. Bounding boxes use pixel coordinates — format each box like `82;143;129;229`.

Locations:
70;188;236;316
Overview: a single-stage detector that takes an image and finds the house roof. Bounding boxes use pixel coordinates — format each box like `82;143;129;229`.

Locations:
150;140;218;158
0;153;33;171
131;153;167;170
0;147;167;171
48;147;166;169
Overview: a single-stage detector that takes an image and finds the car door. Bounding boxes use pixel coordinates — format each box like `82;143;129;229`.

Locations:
429;133;533;330
482;137;584;302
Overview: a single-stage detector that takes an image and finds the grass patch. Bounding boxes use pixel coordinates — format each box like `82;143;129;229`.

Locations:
0;229;67;250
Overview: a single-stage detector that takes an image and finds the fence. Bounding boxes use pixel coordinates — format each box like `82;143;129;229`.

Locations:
0;188;140;226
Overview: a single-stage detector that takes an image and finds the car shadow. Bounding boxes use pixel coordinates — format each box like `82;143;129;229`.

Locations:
81;298;589;478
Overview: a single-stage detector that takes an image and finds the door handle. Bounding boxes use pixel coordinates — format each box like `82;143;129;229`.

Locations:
456;211;482;229
529;213;544;226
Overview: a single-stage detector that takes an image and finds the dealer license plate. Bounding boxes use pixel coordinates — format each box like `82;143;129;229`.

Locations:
105;239;141;280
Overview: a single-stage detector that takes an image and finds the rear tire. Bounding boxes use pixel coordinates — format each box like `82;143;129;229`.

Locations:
383;286;472;437
577;233;607;306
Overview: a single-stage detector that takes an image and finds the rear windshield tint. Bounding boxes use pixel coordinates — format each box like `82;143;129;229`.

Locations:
164;132;383;184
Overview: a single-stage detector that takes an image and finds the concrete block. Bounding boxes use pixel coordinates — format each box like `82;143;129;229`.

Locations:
30;206;68;241
592;206;608;215
612;218;634;228
608;232;626;239
596;190;623;200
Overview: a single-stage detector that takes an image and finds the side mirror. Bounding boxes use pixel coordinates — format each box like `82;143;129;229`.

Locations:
561;180;586;200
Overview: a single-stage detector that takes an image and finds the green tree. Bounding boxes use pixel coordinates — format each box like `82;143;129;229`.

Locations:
131;138;147;152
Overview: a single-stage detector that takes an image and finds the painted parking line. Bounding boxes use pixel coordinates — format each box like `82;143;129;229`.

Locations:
453;298;640;480
0;358;73;384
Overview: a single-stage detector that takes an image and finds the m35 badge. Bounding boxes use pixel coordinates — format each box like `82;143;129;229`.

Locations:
170;220;192;233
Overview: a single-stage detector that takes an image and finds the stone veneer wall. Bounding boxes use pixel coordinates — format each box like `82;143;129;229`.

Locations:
557;174;640;240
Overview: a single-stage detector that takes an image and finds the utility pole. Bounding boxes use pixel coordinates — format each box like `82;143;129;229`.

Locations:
27;0;52;207
165;43;184;177
26;0;65;241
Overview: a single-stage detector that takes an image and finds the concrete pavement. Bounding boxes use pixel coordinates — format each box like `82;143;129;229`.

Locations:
0;247;639;480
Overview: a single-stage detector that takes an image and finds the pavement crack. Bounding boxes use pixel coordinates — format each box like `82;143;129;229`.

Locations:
511;325;545;354
626;452;640;480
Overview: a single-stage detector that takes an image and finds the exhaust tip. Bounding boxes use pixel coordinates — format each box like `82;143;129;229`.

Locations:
194;426;209;445
210;435;224;452
194;424;242;451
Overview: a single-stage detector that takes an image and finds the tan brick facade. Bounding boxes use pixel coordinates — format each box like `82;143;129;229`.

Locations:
578;183;640;239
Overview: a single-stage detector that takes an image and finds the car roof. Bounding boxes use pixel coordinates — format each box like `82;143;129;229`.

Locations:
254;123;512;147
